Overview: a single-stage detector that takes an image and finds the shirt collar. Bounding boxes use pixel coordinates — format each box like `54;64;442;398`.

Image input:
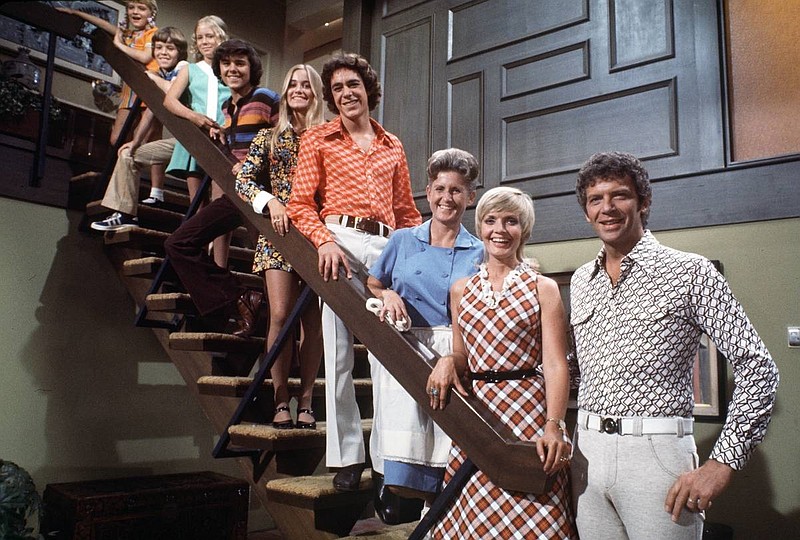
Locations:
319;116;395;148
412;219;480;249
224;86;257;112
591;230;659;280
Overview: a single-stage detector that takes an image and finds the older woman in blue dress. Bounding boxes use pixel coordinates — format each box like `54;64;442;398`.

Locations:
366;148;483;522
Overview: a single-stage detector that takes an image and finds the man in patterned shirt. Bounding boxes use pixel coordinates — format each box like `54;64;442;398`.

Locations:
569;151;778;539
287;53;421;492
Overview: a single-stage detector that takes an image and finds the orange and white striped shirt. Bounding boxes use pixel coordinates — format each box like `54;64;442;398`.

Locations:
287;116;421;247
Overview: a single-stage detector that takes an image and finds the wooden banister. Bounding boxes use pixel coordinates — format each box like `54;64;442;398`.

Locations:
2;2;552;494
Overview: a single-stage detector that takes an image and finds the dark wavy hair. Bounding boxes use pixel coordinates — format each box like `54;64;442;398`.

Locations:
321;52;381;114
212;39;262;87
576;151;652;226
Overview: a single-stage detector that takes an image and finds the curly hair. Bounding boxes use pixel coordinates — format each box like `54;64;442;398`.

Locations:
320;53;381;114
575;151;652;226
212;39;263;87
427;148;480;192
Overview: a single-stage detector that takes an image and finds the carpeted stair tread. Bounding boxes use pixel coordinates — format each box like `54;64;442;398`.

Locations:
84;188;189;216
103;227;256;262
229;419;372;452
343;519;420;539
265;470;374;508
146;292;197;314
197;375;373;397
122;256;263;288
169;331;265;354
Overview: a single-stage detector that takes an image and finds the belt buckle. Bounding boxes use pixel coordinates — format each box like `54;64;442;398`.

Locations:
600;417;618;434
484;370;500;383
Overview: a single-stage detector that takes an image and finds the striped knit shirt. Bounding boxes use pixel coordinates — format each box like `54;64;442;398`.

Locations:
287;116;422;247
221;86;279;162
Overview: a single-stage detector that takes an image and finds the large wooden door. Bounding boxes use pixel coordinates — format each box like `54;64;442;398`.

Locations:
370;0;796;242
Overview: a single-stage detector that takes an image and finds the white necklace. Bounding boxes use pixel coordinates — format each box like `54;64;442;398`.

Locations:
478;262;524;308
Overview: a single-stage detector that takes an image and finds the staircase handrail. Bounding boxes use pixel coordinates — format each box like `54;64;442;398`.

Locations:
1;2;552;494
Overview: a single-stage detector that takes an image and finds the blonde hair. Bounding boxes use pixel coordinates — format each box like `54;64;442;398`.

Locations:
190;15;228;61
475;186;536;262
270;65;325;156
120;0;157;35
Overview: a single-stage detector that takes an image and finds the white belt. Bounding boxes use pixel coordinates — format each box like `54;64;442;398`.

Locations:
578;409;693;437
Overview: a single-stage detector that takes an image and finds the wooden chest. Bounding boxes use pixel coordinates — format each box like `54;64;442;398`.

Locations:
41;471;249;539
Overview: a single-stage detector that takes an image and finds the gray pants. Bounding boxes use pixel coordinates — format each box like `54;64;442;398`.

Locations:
102;138;176;216
571;422;703;540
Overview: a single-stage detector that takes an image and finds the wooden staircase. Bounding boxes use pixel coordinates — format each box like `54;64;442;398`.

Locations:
4;3;555;538
90;186;386;538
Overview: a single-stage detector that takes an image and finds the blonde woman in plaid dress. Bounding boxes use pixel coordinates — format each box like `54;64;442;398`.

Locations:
426;186;576;539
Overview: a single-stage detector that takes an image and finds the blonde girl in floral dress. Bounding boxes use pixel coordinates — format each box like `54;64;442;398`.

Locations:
235;65;326;429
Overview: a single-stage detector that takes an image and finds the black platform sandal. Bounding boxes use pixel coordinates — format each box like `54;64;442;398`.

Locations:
272;404;294;429
295;408;316;430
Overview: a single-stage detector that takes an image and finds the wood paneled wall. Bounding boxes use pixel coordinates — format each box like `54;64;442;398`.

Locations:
367;0;800;243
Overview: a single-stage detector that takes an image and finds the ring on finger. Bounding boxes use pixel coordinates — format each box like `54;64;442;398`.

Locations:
429;388;439;396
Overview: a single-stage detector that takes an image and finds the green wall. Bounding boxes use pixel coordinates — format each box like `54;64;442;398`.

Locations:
531;217;800;538
0;197;270;531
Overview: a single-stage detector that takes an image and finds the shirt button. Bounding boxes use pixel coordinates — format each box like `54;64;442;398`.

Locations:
441;273;449;278
415;270;422;275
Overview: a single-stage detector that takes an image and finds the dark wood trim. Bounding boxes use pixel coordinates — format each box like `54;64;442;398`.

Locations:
342;0;374;56
529;157;800;244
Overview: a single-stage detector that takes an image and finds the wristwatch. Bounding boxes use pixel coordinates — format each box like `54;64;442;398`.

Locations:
547;417;567;432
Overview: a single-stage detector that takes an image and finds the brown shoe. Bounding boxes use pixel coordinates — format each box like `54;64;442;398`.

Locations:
232;290;264;338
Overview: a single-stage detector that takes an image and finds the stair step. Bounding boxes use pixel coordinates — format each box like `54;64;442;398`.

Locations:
88;200;253;241
228;419;372;452
146;292;197;314
84;188;189;217
104;227;255;265
169;331;265;355
343;519;420;539
265;471;374;537
122;257;263;289
197;375;373;398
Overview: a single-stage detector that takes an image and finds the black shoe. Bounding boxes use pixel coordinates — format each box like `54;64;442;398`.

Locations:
272;404;294;430
295;408;316;430
332;463;366;492
372;471;424;525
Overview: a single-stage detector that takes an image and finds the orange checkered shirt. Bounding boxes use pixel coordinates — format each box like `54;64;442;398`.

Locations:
287;117;422;247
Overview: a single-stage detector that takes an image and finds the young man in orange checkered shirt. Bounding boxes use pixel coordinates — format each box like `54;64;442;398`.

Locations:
287;53;422;493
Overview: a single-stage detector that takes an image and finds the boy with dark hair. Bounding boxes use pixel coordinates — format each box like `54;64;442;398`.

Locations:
287;52;422;493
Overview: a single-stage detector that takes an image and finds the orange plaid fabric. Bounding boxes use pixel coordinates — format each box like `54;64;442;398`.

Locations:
286;117;421;247
432;265;577;539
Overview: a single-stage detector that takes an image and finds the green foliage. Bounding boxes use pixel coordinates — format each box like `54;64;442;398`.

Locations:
0;460;41;540
0;76;64;123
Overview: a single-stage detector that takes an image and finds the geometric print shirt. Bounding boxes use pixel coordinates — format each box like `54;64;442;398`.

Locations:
570;231;779;470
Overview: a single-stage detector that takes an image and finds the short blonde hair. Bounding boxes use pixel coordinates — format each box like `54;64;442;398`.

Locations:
191;15;228;61
475;186;535;261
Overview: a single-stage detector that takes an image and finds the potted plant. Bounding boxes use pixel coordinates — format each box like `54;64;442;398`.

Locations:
0;459;42;540
0;74;65;143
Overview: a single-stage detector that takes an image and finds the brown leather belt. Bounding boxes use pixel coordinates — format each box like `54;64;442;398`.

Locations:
326;215;392;238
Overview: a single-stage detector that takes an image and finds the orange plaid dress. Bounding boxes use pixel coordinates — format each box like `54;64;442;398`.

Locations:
432;263;576;539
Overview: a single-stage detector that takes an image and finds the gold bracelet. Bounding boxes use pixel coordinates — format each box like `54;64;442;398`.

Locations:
546;417;566;432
